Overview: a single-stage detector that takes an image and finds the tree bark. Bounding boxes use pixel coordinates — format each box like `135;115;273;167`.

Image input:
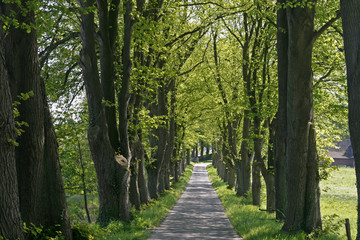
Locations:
147;83;168;199
4;2;72;237
78;142;91;223
138;139;151;204
237;13;252;197
129;159;141;210
237;113;251;197
275;0;288;221
0;14;24;238
252;117;262;206
339;1;360;238
131;93;150;204
96;0;121;151
116;0;135;220
163;80;176;190
282;1;321;233
42;83;72;238
186;149;191;165
78;0;123;224
263;119;276;212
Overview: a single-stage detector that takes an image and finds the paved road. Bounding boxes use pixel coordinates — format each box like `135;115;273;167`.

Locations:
148;163;243;240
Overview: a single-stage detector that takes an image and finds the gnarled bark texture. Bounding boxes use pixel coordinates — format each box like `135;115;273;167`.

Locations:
78;0;125;223
282;1;321;233
275;0;288;220
4;2;72;238
0;13;24;238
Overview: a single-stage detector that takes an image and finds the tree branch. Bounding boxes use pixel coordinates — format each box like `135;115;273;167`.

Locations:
165;24;209;48
63;62;79;87
222;18;244;48
313;10;341;42
314;67;334;88
39;32;80;69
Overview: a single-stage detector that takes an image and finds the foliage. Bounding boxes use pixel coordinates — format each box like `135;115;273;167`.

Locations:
30;0;351;237
55;102;97;197
23;222;64;240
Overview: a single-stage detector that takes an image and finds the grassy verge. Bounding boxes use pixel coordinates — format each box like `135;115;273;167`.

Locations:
320;167;357;239
68;163;194;240
206;164;347;240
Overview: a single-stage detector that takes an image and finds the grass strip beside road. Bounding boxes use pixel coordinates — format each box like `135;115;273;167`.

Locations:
70;163;194;240
206;164;344;240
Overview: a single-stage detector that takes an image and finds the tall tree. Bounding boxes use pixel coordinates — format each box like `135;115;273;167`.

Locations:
275;0;288;221
97;0;121;150
281;0;340;233
340;1;360;238
117;0;135;216
0;6;23;238
3;1;72;238
282;0;321;233
78;0;129;223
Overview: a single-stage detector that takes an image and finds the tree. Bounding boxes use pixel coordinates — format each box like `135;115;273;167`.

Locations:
282;1;321;232
340;1;360;238
78;0;130;223
3;1;72;238
0;5;23;237
275;0;288;221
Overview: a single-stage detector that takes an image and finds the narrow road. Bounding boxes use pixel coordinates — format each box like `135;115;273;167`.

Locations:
148;163;243;240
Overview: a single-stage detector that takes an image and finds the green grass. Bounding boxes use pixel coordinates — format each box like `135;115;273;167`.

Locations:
67;163;194;240
320;167;357;239
206;165;355;240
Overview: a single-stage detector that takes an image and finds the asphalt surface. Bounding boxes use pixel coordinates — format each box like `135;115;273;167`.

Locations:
148;163;243;240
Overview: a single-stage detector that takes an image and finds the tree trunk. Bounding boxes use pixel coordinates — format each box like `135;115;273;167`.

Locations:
116;0;135;220
174;161;179;182
147;167;159;199
227;168;236;189
158;171;165;193
6;9;45;227
129;160;141;210
264;119;276;212
96;0;120;151
164;168;171;189
78;142;91;223
138;147;151;204
237;113;251;197
78;0;123;224
282;2;321;233
200;141;204;158
304;115;322;232
275;0;288;221
186;149;191;165
147;83;168;199
42;83;72;238
252;118;263;206
339;2;360;238
163;80;176;190
206;145;210;157
0;16;24;238
181;151;186;174
4;2;72;237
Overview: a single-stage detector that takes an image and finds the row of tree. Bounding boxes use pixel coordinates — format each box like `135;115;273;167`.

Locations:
209;0;360;237
2;0;360;239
